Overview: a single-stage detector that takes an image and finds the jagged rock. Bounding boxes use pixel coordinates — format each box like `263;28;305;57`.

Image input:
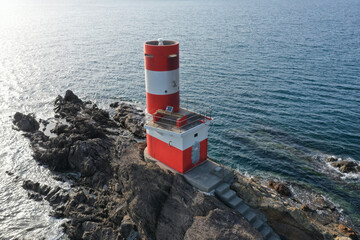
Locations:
119;215;137;238
268;180;291;197
231;174;357;240
331;161;360;173
22;180;68;207
22;180;51;195
22;180;41;192
48;190;69;206
301;204;315;212
46;187;62;201
35;147;70;171
113;102;145;138
335;237;353;240
338;224;358;240
69;140;102;176
5;171;13;176
64;90;83;104
13;112;39;132
184;209;263;240
326;156;338;162
109;102;119;108
28;192;43;201
313;196;336;211
51;123;69;135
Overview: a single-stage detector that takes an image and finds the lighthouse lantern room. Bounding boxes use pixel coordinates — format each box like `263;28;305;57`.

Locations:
144;39;212;173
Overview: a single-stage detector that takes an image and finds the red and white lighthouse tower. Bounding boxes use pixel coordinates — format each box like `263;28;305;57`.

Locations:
144;39;180;114
144;39;212;173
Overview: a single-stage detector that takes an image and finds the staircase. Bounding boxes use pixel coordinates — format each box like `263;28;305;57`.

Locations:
184;160;280;240
215;182;280;240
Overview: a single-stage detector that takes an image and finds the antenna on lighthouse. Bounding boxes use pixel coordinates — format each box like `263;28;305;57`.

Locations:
158;38;164;45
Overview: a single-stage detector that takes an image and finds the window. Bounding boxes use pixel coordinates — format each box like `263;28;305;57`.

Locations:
194;133;198;137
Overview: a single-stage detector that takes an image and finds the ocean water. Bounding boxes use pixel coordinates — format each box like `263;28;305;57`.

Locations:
0;0;359;238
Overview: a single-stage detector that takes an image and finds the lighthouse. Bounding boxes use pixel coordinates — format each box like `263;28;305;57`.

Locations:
143;39;212;173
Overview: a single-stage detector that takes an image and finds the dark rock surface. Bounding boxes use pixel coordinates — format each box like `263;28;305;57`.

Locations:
331;160;360;173
268;180;292;197
184;209;261;240
232;175;359;240
13;112;39;132
15;90;262;240
113;102;146;138
109;102;119;108
338;224;359;240
326;156;338;162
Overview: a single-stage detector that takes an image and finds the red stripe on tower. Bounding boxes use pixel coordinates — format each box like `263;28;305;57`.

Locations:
144;39;180;114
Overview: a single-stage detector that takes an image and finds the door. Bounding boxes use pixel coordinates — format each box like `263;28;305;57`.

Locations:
191;141;200;164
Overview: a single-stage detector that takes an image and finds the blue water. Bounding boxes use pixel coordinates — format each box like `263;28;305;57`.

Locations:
0;0;360;238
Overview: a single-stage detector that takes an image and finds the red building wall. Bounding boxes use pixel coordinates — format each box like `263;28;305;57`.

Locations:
147;134;208;173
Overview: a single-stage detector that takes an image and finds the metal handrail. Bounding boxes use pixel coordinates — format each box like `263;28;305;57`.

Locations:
144;113;210;133
145;113;202;125
145;97;213;132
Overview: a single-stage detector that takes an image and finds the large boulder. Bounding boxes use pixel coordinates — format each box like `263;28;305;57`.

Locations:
330;161;360;173
64;90;83;104
338;224;358;240
268;180;291;197
326;156;338;162
13;112;39;132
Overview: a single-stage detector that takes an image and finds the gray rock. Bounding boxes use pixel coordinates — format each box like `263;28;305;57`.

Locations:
113;103;145;138
64;90;83;104
13;112;39;132
331;160;360;173
109;102;119;108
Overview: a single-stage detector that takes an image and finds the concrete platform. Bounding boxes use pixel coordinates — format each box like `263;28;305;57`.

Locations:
183;160;234;192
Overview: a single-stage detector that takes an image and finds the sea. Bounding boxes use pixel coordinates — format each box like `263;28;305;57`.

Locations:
0;0;359;238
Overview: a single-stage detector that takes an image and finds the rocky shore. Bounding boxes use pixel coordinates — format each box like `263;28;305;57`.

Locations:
12;90;359;240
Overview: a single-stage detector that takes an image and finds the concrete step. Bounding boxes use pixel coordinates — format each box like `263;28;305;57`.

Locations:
228;196;243;208
211;166;234;182
253;218;264;230
267;233;281;240
215;182;229;195
220;189;236;202
236;202;250;215
259;224;272;239
244;210;257;224
210;180;225;192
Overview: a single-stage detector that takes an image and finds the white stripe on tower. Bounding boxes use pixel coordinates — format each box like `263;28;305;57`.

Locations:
145;69;179;95
144;40;180;114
